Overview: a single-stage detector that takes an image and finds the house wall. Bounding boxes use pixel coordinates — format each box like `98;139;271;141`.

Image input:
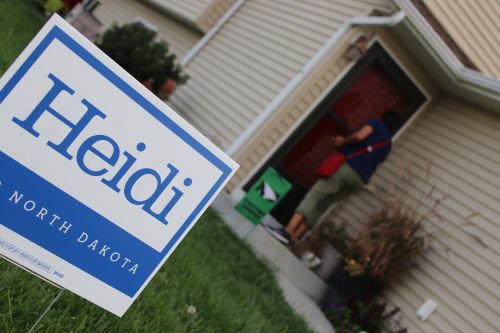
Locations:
169;0;396;150
330;97;500;333
93;0;203;58
142;0;236;33
422;0;500;79
145;0;211;25
228;26;440;191
196;0;236;33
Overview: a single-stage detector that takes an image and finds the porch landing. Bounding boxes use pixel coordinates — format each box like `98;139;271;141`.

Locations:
211;193;334;333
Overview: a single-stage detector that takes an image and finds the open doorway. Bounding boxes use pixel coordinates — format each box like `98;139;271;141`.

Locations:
243;42;426;226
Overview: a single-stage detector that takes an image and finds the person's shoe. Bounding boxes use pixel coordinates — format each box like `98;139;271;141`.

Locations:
301;251;323;269
263;224;292;245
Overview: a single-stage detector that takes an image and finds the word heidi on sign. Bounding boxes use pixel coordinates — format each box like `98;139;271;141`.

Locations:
0;15;238;316
13;72;190;225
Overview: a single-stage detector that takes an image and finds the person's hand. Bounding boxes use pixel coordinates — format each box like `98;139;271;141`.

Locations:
334;135;346;147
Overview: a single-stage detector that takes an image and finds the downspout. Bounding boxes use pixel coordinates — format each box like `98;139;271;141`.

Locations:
224;11;406;157
180;0;248;67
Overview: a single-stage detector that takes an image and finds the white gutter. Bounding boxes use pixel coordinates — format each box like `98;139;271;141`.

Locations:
225;11;406;157
393;0;500;99
180;0;247;67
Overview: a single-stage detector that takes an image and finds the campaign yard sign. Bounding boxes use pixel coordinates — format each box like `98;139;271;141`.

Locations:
0;15;238;316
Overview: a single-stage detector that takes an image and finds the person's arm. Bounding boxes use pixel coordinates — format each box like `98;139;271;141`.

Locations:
334;124;374;147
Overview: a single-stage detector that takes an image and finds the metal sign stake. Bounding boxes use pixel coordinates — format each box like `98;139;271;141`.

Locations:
27;288;65;333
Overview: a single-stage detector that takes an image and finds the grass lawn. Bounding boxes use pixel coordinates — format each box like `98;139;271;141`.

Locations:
0;0;44;74
1;210;313;332
0;1;314;332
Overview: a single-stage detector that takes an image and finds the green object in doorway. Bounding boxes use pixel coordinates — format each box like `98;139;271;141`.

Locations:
235;167;292;224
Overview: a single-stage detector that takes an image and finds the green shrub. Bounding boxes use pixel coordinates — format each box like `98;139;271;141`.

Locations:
95;22;188;99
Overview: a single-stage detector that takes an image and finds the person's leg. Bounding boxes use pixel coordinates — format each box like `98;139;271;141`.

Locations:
291;222;308;241
292;174;343;233
285;212;305;235
288;164;364;238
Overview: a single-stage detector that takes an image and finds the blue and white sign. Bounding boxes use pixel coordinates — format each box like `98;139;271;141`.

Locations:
0;15;238;316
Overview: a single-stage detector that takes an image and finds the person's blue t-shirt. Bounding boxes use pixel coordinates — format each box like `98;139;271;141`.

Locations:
341;119;392;183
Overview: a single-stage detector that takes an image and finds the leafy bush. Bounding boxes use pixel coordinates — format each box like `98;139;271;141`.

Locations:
344;202;435;282
95;22;188;99
298;199;438;284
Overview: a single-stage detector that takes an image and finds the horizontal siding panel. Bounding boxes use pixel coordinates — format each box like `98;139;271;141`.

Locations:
308;0;374;17
235;14;320;53
147;0;210;22
483;0;500;29
422;252;500;318
170;94;240;143
461;0;499;42
260;1;350;31
372;163;500;269
230;20;313;60
251;1;342;38
173;79;250;129
402;133;500;213
227;24;311;65
216;29;303;75
207;39;291;86
187;56;269;108
170;90;241;145
357;0;396;12
396;279;473;333
424;113;500;166
397;273;481;333
436;104;500;146
242;3;334;44
188;58;267;112
330;98;500;332
199;45;283;96
394;138;500;242
178;69;257;125
406;265;498;332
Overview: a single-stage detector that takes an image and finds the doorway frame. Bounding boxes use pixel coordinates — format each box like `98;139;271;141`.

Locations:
232;36;432;202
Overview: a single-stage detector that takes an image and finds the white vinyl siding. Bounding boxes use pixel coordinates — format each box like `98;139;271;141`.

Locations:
143;0;236;32
148;0;211;23
170;0;396;149
197;0;237;32
423;0;500;79
94;0;202;57
331;97;500;333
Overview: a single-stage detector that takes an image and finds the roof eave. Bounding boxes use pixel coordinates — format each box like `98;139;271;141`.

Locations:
393;0;500;112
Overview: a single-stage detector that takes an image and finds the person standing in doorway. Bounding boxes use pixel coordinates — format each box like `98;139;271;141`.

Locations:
266;111;399;245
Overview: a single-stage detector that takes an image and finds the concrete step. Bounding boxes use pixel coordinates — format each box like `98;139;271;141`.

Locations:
276;272;335;333
245;225;328;302
211;193;335;333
